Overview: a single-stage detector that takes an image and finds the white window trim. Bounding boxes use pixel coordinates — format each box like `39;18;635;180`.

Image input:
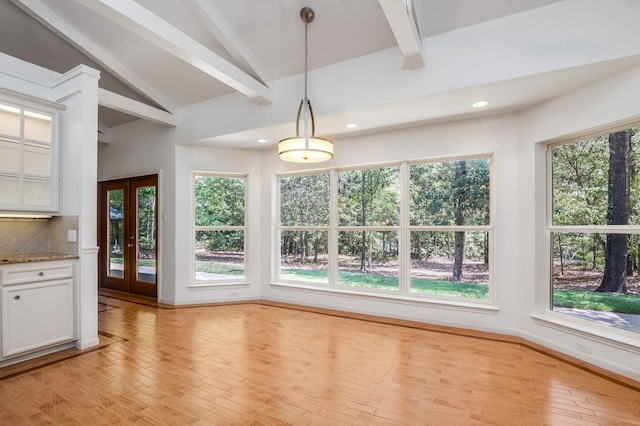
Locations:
190;171;248;287
539;135;640;349
274;155;495;307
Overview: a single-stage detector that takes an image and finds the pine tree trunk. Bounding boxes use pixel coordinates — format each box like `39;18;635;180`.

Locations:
452;161;467;282
596;130;631;293
360;171;367;272
300;231;307;264
452;231;465;281
557;233;564;276
484;232;489;265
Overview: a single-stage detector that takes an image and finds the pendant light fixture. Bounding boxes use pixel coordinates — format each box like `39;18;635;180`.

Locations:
278;7;333;163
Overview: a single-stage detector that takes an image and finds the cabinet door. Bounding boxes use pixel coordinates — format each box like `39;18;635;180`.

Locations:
0;97;61;212
2;279;74;358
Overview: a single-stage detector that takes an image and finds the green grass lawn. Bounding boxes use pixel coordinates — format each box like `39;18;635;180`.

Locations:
196;261;244;276
281;268;489;299
553;289;640;314
281;269;640;311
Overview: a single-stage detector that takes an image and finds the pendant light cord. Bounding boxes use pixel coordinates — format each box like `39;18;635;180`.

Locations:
303;18;309;141
304;18;308;101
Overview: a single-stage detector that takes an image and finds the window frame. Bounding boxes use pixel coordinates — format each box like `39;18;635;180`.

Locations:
191;171;248;287
544;132;640;343
274;154;495;306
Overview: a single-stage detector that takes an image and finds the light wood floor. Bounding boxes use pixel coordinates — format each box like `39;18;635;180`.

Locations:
0;297;639;425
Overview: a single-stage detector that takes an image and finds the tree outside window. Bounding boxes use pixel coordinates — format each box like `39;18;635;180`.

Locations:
193;173;246;282
279;173;330;284
337;167;400;290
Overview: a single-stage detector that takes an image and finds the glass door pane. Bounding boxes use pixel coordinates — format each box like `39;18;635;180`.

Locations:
107;188;125;279
136;185;156;283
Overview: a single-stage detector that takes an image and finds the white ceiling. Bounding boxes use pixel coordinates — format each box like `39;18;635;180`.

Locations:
1;0;638;148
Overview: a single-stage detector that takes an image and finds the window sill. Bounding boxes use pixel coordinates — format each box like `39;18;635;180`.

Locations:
531;311;640;353
189;281;250;290
270;281;498;314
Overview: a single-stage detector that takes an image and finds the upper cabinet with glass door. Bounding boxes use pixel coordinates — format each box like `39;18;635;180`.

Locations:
0;93;63;213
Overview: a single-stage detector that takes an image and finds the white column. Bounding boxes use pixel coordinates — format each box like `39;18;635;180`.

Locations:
51;65;101;350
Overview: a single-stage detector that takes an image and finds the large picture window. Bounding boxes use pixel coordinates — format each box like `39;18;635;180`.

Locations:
193;173;246;283
549;128;640;334
277;156;492;303
409;159;490;298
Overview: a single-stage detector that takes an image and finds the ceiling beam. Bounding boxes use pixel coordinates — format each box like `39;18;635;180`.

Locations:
98;88;176;127
11;0;176;112
74;0;272;104
378;0;425;69
184;0;271;85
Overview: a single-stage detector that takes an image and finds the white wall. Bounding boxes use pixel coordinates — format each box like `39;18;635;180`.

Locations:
97;119;176;303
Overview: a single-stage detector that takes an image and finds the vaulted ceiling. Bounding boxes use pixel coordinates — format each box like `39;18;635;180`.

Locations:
1;0;639;148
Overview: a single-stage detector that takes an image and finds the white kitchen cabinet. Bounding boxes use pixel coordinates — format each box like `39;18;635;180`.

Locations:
0;89;64;212
1;261;75;358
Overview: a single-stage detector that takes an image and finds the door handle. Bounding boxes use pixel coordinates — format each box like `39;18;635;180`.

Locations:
14;295;20;300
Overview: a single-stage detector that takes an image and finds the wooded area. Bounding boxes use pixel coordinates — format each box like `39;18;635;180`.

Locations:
279;159;491;293
552;128;640;299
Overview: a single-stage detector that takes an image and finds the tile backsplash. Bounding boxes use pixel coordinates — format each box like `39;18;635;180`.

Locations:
50;216;79;254
0;216;79;254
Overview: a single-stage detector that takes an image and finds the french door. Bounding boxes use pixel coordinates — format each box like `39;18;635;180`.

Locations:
98;175;158;298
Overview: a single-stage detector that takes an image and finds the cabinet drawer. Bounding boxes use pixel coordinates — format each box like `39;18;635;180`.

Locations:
1;262;73;285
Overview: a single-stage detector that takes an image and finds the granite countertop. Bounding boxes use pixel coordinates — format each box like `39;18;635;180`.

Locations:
0;252;79;265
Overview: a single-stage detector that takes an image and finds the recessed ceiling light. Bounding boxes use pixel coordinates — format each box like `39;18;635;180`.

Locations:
257;139;268;143
346;123;358;128
472;101;488;108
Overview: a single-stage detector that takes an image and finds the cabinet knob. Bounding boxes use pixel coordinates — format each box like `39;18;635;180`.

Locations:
38;271;44;276
14;295;20;300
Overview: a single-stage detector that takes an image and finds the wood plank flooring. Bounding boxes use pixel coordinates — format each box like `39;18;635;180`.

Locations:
0;296;639;425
